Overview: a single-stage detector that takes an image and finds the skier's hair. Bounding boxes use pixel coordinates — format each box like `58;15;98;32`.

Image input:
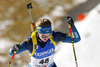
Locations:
36;18;52;27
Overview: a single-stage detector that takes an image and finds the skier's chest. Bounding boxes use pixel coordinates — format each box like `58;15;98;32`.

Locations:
33;40;55;59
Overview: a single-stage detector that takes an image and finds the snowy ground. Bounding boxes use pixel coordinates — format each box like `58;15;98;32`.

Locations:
54;3;100;67
0;0;100;67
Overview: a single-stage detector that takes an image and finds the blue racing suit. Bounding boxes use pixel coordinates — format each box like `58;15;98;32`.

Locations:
9;25;81;67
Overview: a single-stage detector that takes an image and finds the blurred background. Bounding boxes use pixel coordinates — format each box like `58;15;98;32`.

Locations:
0;0;100;67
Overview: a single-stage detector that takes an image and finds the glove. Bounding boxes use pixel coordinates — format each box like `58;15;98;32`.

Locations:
66;16;74;26
12;44;20;53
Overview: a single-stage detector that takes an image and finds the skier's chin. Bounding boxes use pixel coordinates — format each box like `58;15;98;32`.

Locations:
42;39;48;42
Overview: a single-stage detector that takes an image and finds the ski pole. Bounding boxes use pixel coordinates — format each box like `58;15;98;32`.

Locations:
8;43;20;67
66;15;78;67
8;3;35;67
8;51;16;67
27;3;36;32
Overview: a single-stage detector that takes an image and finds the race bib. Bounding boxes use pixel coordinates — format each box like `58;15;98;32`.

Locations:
30;55;54;67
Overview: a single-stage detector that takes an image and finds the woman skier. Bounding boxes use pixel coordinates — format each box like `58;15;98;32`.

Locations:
9;16;81;67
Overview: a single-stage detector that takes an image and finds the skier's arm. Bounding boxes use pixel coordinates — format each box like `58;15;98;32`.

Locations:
62;16;81;43
62;25;81;43
9;37;31;56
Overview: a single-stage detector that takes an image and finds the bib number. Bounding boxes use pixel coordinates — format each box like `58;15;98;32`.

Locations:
39;58;49;64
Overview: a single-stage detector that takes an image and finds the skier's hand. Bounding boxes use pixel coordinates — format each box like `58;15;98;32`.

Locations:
12;44;20;53
66;16;74;26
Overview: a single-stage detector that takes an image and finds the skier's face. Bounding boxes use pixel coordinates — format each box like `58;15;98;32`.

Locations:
39;33;51;42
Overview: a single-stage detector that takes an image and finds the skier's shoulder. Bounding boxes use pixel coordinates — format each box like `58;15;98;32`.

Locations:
23;36;32;44
52;31;63;35
52;31;67;41
52;31;64;36
52;31;65;41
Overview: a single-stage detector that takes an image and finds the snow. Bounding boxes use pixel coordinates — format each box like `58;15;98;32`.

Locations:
50;5;65;17
54;3;100;67
73;0;88;5
0;38;14;53
0;20;14;30
0;0;100;67
0;20;14;53
0;56;8;63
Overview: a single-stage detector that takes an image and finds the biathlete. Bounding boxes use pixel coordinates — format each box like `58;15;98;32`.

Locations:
9;16;81;67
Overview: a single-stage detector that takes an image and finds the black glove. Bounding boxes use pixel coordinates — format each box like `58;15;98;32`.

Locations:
66;16;74;26
12;44;20;53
